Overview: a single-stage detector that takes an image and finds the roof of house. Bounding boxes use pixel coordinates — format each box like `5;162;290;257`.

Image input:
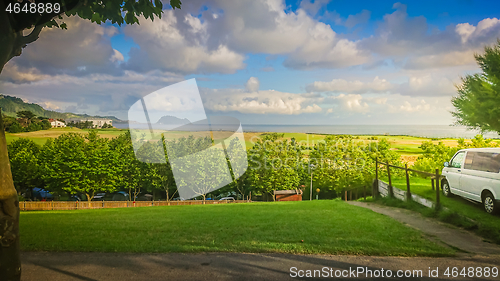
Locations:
274;189;303;195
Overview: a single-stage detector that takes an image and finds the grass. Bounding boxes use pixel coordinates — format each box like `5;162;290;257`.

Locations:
20;200;454;256
378;176;500;244
5;127;127;146
7;129;493;156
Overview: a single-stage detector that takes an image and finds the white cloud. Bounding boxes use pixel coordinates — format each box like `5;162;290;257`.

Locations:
299;0;329;16
306;76;392;93
245;77;260;92
201;88;321;115
123;11;245;74
39;101;61;111
202;0;370;69
359;4;500;69
392;100;431;113
344;10;371;28
11;16;118;75
330;94;370;113
110;49;124;63
307;72;458;97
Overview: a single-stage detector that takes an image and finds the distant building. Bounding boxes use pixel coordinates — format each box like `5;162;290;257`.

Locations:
49;119;66;128
66;118;113;128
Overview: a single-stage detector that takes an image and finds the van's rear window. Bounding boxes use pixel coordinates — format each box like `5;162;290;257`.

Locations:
464;152;500;173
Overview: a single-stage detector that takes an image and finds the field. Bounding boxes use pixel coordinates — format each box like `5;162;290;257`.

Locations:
6;128;497;159
5;127;126;146
20;200;454;256
378;175;500;244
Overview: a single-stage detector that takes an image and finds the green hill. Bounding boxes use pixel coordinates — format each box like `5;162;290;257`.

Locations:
0;94;122;121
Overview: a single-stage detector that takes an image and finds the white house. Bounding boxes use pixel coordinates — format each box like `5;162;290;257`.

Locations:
66;118;113;128
49;119;66;128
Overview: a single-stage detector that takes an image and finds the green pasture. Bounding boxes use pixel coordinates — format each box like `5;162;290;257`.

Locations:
5;127;127;146
7;128;495;157
20;200;454;256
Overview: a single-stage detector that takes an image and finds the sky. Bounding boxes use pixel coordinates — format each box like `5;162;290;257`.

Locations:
1;0;500;125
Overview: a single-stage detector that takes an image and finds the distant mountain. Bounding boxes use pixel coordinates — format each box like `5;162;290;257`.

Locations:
156;115;191;125
0;94;122;121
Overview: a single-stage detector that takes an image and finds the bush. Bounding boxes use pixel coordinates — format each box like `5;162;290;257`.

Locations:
7;121;25;133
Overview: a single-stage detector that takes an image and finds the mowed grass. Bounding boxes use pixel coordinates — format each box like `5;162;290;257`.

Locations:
20;200;454;256
379;176;500;244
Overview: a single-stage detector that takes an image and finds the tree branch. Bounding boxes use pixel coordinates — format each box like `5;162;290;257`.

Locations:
20;25;43;48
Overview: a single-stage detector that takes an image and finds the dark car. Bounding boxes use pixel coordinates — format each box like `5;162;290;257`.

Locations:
112;191;129;201
92;193;106;201
32;187;54;201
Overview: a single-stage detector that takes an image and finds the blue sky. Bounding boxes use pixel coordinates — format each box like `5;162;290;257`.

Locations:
1;0;499;125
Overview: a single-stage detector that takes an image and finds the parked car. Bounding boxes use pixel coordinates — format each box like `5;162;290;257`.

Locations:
137;193;153;201
442;148;500;214
68;195;81;201
112;191;129;201
32;187;54;201
219;197;235;201
92;193;106;201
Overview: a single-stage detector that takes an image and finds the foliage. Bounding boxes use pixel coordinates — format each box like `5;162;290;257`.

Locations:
8;132;406;201
2;110;52;132
39;131;120;201
247;137;302;198
16;110;36;121
412;141;459;173
452;40;500;134
412;134;499;173
7;138;41;197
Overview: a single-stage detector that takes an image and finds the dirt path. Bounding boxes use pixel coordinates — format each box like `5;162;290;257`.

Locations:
347;201;500;256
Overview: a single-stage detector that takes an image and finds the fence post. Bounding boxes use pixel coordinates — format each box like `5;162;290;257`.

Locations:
344;190;347;202
373;158;379;199
435;169;440;210
387;162;393;198
431;178;435;190
405;164;411;202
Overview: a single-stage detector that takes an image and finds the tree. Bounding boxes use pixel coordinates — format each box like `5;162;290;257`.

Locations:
0;1;182;279
16;110;35;125
7;139;41;199
40;131;119;201
452;40;500;134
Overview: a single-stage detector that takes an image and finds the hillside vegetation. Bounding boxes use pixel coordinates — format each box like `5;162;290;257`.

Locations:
0;94;121;121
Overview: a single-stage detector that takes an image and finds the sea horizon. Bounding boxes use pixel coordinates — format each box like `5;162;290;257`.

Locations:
114;123;500;139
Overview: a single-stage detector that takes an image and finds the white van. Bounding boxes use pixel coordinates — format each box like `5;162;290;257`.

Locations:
442;148;500;214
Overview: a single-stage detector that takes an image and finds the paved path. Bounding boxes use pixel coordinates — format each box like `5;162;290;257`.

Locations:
21;252;500;280
347;201;500;256
21;203;500;280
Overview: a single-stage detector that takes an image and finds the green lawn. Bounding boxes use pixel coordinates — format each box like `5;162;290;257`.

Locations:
20;200;454;256
378;176;500;244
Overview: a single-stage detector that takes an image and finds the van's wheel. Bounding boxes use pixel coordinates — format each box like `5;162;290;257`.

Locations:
442;181;452;197
483;192;498;214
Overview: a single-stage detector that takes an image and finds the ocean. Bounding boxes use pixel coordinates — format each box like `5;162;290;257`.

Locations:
113;123;500;139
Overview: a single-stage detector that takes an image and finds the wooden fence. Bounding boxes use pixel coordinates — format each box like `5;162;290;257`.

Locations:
373;158;446;210
20;200;250;211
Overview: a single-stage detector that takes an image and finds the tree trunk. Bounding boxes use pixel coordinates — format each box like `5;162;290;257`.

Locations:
0;110;22;280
